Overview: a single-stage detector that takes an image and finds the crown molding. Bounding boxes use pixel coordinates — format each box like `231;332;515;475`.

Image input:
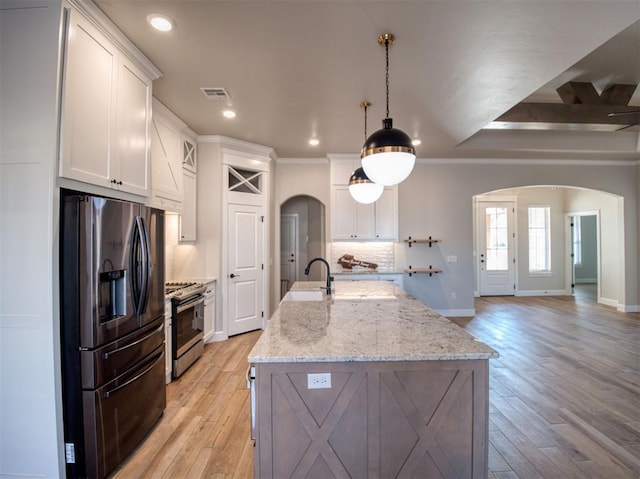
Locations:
67;0;162;80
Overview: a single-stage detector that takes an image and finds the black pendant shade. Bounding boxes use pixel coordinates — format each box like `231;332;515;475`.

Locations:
361;118;415;158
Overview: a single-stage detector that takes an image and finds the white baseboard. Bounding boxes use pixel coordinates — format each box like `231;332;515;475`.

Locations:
516;289;569;297
206;331;228;343
599;297;618;308
617;304;640;313
436;309;476;317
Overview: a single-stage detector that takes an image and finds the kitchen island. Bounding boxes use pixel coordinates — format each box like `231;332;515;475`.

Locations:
248;281;498;479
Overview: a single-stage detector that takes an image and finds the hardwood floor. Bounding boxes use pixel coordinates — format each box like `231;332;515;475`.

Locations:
112;289;640;478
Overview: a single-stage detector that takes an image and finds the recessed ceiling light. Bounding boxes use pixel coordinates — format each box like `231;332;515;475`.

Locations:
222;110;236;119
147;14;175;32
412;139;422;146
309;138;320;146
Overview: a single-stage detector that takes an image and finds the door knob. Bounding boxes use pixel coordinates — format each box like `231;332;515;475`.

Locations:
230;273;240;278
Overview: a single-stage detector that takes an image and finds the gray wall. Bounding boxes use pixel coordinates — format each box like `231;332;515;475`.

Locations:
275;159;638;314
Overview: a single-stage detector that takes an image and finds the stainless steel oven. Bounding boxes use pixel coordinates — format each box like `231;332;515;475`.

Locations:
169;283;206;377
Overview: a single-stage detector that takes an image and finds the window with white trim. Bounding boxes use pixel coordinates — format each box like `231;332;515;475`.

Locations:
528;206;550;272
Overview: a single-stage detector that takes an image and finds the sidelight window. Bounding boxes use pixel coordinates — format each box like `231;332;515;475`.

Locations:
528;206;550;272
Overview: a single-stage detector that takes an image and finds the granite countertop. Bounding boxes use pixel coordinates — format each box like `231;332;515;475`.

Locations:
332;269;403;275
248;280;498;363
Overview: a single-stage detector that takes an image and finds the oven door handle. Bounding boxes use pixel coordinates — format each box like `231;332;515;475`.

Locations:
176;295;205;314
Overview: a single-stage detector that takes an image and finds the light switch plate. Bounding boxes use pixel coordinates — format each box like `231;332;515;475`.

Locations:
307;373;331;389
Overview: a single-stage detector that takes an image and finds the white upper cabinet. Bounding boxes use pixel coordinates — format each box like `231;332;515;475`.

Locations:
329;157;398;241
59;6;152;197
374;187;398;240
179;135;197;241
148;99;185;211
330;157;360;185
182;137;197;173
331;186;376;240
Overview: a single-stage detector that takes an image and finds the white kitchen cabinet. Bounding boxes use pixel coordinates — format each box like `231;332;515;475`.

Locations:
334;273;404;288
331;186;375;239
330;157;360;185
203;281;216;343
179;136;197;241
59;7;151;197
331;185;398;240
148;98;185;211
329;157;398;241
182;136;197;173
180;169;197;241
373;187;398;240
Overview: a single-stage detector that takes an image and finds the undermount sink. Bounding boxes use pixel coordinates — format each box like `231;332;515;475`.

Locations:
282;290;324;302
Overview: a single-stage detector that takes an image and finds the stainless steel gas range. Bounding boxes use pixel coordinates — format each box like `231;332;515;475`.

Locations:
165;282;206;377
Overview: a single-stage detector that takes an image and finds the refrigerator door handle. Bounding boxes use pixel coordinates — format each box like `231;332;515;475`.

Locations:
131;216;151;316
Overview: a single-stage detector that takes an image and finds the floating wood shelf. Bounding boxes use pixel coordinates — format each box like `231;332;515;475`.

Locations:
404;236;441;247
405;265;442;277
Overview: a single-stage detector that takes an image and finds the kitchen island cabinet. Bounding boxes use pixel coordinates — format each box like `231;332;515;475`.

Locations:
248;281;498;478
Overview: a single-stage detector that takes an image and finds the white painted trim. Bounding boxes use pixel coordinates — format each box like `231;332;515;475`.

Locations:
152;97;187;130
436;309;476;317
599;296;618;308
327;153;360;161
565;210;602;305
618;304;640;313
197;135;276;159
516;289;570;297
207;331;229;343
277;157;329;165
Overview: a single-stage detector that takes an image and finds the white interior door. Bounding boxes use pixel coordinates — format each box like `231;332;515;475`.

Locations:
280;214;298;290
477;201;516;296
227;204;264;336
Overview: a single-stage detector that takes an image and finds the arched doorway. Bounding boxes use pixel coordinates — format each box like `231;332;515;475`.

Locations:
279;195;325;297
473;185;623;307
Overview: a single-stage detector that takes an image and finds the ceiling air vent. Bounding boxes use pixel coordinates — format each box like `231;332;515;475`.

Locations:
200;87;231;100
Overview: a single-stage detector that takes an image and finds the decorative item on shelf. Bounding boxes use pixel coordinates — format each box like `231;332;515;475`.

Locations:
338;254;378;270
361;33;416;187
405;265;442;277
405;235;441;247
349;101;384;204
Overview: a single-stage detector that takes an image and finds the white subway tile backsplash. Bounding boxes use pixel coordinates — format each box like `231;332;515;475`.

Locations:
330;242;396;272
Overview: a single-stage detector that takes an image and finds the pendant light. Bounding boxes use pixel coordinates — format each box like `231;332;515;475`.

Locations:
361;33;416;187
349;102;384;204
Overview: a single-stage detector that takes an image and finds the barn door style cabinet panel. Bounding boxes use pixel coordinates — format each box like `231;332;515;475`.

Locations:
148;98;186;211
59;4;157;197
254;360;489;478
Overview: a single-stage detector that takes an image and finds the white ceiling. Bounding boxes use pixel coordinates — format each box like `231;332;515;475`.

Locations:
94;0;640;161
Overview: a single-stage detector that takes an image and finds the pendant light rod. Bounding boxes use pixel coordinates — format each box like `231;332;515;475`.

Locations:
378;33;395;119
360;101;371;141
360;32;415;187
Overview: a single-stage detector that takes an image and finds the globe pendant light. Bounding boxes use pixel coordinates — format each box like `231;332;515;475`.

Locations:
349;102;384;204
361;33;416;187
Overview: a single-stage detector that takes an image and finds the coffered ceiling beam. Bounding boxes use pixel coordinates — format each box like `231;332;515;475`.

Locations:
556;81;637;105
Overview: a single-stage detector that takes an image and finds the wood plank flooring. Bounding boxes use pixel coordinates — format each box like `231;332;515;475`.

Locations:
111;287;640;478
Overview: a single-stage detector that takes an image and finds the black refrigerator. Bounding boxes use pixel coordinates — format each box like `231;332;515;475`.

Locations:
60;192;166;479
